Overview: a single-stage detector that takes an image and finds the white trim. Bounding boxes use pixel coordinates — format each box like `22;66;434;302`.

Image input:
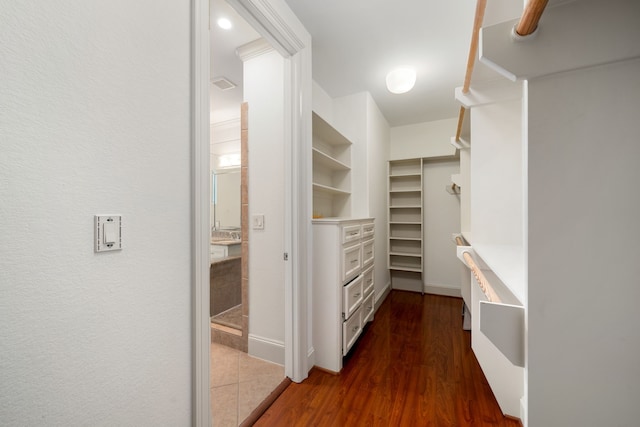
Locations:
195;4;312;423
236;38;275;62
424;284;462;298
230;0;312;384
192;0;211;425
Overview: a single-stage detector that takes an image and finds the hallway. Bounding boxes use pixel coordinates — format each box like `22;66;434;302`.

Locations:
255;291;521;426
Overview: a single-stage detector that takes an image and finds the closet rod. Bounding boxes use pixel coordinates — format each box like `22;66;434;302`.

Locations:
456;0;487;142
516;0;549;36
462;251;502;304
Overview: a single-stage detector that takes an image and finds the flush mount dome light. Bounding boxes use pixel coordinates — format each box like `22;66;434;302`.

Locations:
217;17;232;30
386;68;417;94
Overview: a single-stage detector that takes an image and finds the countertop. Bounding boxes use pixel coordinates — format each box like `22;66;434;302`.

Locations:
210;240;241;246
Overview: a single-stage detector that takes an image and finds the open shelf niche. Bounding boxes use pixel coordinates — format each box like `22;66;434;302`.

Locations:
388;158;424;292
312;112;352;219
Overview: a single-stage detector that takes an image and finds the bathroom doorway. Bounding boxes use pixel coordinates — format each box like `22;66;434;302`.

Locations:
195;0;312;423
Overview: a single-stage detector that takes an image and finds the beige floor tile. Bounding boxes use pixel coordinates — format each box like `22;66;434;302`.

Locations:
211;343;239;387
211;342;284;426
211;383;238;427
237;377;282;423
238;353;284;384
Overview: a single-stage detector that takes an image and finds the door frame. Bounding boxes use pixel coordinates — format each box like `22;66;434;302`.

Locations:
192;0;312;425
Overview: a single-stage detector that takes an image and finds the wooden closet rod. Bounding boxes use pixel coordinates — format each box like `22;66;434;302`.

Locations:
516;0;549;36
462;251;502;304
455;0;487;142
455;0;549;142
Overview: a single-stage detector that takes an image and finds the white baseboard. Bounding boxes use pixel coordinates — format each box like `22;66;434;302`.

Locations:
424;283;462;298
248;334;285;365
375;281;391;310
307;346;315;377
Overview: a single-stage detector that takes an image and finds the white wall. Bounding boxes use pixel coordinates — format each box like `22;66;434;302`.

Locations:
423;160;461;295
390;118;458;160
365;94;392;302
243;49;286;363
390;118;462;293
527;58;640;427
0;2;192;425
311;83;392;303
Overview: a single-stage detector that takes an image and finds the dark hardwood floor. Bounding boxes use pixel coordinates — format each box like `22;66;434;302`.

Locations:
254;290;521;427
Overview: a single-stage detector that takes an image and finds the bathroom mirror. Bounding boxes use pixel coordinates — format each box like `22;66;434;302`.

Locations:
212;169;241;229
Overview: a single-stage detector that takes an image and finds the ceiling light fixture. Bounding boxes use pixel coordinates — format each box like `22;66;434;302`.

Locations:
386;68;417;94
217;17;232;30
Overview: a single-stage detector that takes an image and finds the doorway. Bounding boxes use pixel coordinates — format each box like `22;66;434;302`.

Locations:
194;0;312;424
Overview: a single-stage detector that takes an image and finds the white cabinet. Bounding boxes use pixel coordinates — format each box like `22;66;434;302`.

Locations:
388;159;423;291
312;112;352;219
312;217;375;372
210;242;241;260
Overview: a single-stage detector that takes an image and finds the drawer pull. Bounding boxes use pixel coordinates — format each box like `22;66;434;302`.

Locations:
366;251;372;256
353;293;360;298
367;279;373;284
352;326;360;333
350;259;358;264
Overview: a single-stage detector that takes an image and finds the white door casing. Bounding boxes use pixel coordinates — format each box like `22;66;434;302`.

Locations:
192;0;311;425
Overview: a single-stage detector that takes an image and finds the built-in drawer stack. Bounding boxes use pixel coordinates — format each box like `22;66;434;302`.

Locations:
312;218;375;373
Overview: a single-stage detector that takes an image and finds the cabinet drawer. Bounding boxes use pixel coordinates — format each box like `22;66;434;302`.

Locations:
362;222;375;238
342;224;361;244
342;305;363;356
343;275;363;320
362;265;374;297
341;243;362;283
210;245;227;259
362;292;375;324
362;238;374;267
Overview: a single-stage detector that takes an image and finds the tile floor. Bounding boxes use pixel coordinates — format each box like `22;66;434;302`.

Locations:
211;342;285;426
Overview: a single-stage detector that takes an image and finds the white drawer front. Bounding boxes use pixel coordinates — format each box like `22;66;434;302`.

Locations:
210;245;227;259
362;238;374;267
362;222;374;238
362;292;375;324
343;275;363;320
342;224;361;244
342;305;363;356
341;243;362;283
362;265;374;297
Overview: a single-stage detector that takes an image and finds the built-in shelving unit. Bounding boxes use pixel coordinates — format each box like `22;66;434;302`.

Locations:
312;112;352;218
388;159;423;291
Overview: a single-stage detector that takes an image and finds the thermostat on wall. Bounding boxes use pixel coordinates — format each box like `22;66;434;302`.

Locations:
95;215;122;252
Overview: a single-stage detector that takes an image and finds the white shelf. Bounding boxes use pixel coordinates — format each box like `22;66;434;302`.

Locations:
312;148;350;171
389;173;421;178
312;183;351;196
312;111;352;218
389;266;422;272
472;244;525;306
388;159;424;289
389;252;422;257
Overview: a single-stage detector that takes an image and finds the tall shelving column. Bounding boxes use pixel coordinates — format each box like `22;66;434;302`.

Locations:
312;112;352;219
388;158;423;292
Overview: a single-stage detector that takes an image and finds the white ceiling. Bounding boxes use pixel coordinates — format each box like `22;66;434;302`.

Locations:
209;0;260;123
211;0;556;127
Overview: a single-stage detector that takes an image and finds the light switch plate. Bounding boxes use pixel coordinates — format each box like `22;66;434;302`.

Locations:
252;214;264;230
95;215;122;252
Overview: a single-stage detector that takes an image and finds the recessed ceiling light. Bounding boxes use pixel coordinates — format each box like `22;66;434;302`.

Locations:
386;68;417;94
217;18;232;30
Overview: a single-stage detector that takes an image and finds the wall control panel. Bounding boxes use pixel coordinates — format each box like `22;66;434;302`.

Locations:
95;215;122;252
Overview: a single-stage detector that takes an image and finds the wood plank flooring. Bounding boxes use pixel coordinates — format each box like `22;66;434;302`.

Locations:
255;291;521;427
